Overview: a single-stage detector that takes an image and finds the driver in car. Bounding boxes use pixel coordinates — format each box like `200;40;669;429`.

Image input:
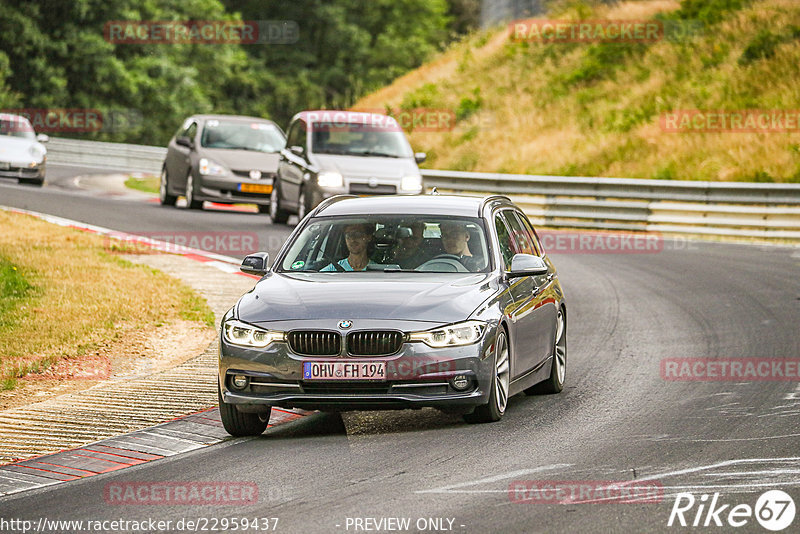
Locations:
440;221;481;272
322;223;378;271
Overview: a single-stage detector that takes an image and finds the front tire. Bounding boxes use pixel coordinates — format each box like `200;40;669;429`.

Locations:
159;166;177;206
525;307;566;395
464;328;510;424
269;181;290;224
296;188;310;221
218;384;270;437
185;173;203;210
19;177;44;187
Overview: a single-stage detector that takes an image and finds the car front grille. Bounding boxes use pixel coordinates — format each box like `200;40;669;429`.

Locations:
349;183;397;195
347;331;403;356
287;331;341;356
301;383;391;395
287;330;404;356
232;170;276;180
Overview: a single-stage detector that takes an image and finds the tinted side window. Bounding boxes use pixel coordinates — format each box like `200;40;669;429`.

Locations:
181;121;197;140
286;120;307;150
494;214;515;270
510;211;541;256
504;210;536;256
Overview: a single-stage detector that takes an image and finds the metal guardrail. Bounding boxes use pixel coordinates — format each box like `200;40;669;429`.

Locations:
45;137;800;240
46;137;166;175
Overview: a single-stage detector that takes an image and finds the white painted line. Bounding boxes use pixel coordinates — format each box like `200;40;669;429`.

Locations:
416;464;571;494
616;457;800;485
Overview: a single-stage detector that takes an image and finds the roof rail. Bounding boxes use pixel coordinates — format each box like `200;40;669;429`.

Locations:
479;195;513;214
313;194;358;215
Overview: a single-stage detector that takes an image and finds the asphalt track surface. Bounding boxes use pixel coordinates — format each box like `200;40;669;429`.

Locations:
0;166;799;533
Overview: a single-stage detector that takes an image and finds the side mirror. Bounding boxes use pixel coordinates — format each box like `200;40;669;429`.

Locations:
290;145;304;157
241;252;270;276
36;134;49;143
176;136;193;149
507;254;548;278
414;152;427;164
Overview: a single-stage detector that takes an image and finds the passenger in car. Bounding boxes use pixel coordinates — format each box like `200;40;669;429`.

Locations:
322;223;378;271
392;222;428;269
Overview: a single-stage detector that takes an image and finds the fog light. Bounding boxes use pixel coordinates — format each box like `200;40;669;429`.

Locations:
451;374;470;391
232;375;248;390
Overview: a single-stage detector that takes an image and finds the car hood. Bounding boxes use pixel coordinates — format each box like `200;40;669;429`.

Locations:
201;148;280;172
312;154;419;178
0;136;45;163
237;272;496;325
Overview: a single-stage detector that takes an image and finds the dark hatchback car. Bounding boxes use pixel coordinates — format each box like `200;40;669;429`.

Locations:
269;110;425;223
218;195;567;436
160;114;286;211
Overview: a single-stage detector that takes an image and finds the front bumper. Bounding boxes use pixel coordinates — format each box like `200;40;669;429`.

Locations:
0;161;44;180
197;173;274;205
219;330;496;411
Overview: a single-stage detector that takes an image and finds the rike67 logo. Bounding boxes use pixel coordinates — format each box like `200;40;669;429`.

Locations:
668;490;796;531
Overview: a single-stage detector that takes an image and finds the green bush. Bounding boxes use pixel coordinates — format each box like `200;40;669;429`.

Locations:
456;88;482;121
562;42;647;86
671;0;751;24
739;30;784;65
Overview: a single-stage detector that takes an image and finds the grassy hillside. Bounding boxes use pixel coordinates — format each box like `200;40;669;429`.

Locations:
354;0;800;182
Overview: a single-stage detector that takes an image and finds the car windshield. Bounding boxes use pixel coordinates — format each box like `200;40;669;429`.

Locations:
0;117;35;140
311;122;413;158
200;120;285;152
279;215;491;273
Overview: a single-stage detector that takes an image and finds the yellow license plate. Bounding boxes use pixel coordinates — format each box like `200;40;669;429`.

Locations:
239;183;272;194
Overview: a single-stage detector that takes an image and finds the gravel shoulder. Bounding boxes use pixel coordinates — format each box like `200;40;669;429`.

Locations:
0;253;255;464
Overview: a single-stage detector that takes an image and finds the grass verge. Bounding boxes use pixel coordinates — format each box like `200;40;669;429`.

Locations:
355;0;800;182
125;175;159;194
0;210;214;391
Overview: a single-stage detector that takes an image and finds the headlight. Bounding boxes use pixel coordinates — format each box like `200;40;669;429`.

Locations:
28;146;45;161
223;319;285;348
400;175;422;191
407;320;487;348
199;158;228;176
317;171;343;188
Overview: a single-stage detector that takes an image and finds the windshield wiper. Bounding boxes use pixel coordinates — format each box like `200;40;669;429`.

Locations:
351;150;400;158
315;149;351;155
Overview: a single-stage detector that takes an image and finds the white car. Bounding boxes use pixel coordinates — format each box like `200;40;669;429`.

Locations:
0;113;48;186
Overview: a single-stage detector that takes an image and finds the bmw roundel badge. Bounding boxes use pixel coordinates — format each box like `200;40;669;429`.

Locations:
338;320;353;329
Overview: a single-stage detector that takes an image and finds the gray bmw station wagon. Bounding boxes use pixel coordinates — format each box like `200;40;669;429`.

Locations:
218;194;567;436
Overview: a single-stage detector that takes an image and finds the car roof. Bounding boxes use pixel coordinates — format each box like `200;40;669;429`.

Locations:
0;113;30;122
189;114;279;123
292;110;399;126
315;194;514;218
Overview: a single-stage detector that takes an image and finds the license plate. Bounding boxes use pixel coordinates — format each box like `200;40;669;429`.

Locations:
303;361;386;381
239;183;272;194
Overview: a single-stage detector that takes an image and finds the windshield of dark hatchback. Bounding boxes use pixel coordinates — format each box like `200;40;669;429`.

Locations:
279;215;491;273
200;120;285;152
311;122;413;158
